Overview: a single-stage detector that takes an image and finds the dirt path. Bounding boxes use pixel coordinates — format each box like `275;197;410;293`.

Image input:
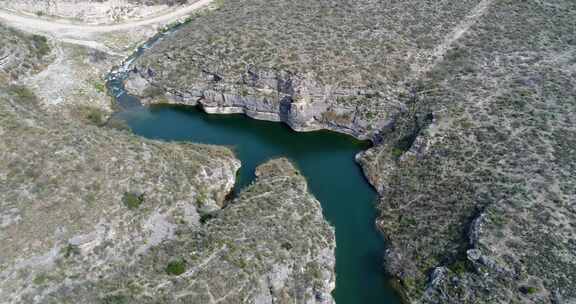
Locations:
412;0;494;79
1;1;215;113
0;0;214;39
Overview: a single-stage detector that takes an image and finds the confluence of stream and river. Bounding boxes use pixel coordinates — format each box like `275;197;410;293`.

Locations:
107;24;401;304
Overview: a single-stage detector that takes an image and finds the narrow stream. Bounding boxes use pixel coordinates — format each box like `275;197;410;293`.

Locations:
107;26;401;304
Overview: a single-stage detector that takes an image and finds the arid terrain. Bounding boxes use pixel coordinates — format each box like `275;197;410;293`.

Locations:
0;2;336;303
1;0;575;303
0;0;191;24
125;0;576;303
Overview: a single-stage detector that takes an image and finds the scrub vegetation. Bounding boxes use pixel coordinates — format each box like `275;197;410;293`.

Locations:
2;0;575;302
128;0;576;302
127;0;486;139
0;25;53;82
359;1;576;303
165;260;186;275
122;192;145;210
0;23;337;304
135;0;481;86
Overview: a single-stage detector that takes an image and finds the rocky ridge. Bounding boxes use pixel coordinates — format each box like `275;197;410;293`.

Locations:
124;0;485;141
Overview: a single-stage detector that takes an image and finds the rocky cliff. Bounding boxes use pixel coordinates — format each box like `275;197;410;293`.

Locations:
0;24;336;304
125;62;397;140
124;0;576;303
124;0;483;140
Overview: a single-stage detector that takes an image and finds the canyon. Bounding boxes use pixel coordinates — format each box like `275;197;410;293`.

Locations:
124;0;576;303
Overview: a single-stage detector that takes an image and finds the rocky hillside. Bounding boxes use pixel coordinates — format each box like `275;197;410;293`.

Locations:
1;0;190;24
0;25;51;82
358;1;576;303
0;24;335;304
125;0;488;139
124;0;576;303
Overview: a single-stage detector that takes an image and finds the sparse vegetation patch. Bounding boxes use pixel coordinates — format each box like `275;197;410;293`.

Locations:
122;192;145;210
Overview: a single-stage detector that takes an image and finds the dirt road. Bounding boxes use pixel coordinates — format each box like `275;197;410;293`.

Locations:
0;0;214;39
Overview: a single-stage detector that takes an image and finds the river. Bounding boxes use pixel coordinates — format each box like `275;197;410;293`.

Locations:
107;25;401;304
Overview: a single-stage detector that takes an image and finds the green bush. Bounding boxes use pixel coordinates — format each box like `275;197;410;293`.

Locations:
94;82;106;93
101;295;128;304
520;286;538;295
8;85;37;104
122;192;144;210
31;34;50;57
449;260;470;275
75;106;106;125
165;260;186;275
63;244;80;258
87;108;104;125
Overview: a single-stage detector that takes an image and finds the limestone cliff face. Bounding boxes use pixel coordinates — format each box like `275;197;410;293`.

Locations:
125;60;400;141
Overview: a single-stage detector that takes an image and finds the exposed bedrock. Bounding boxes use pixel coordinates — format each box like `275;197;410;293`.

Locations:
125;65;401;141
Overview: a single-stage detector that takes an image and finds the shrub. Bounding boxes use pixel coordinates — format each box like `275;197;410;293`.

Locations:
520;286;538;295
101;295;128;304
449;260;470;275
94;82;106;93
122;192;144;210
165;260;186;275
75;106;106;125
31;34;50;57
86;109;104;125
63;244;80;258
8;85;37;104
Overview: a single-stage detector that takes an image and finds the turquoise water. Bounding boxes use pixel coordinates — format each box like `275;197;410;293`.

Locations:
114;104;400;303
107;22;400;302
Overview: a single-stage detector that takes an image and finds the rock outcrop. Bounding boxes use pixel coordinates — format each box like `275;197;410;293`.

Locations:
0;25;51;82
125;65;398;141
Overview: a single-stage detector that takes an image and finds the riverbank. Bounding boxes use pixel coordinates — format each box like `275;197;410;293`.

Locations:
112;102;401;303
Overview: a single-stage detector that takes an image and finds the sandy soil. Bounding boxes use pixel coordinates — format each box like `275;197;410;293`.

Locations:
0;0;215;113
0;0;214;41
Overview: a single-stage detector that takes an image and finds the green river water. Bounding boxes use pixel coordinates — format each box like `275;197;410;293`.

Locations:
114;105;400;303
108;26;401;303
